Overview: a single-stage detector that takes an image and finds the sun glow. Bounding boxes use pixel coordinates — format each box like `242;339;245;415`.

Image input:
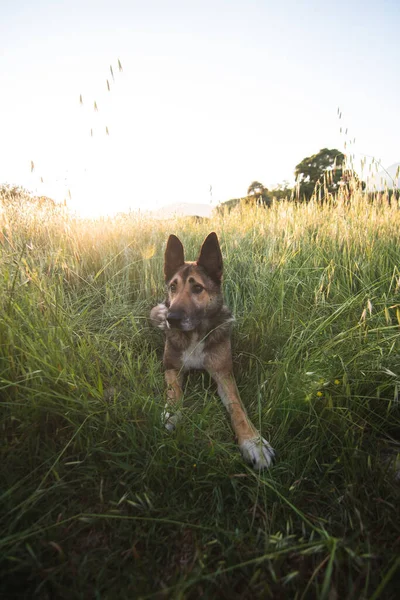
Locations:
17;64;222;218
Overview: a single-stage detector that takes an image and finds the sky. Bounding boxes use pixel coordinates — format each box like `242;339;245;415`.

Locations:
1;0;399;217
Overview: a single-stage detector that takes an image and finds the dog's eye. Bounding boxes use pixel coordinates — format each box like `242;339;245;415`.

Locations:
192;284;203;294
170;284;177;293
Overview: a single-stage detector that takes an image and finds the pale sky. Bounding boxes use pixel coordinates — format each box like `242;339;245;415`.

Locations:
1;0;399;216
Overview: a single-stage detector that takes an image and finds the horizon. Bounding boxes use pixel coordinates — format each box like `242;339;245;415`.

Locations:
1;0;399;217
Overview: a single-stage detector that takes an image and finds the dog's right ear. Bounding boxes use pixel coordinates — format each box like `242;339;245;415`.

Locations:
164;234;185;282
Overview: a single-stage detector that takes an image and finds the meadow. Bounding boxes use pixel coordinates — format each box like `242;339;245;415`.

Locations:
1;187;399;598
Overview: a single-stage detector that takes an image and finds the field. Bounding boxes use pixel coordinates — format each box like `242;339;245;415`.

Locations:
1;188;400;599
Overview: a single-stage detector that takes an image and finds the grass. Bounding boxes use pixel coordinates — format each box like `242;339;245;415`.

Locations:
1;187;400;598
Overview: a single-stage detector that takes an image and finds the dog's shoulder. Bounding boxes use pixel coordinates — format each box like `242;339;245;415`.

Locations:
204;305;235;347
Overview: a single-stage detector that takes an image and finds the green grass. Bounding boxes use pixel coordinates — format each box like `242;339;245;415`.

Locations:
1;188;400;598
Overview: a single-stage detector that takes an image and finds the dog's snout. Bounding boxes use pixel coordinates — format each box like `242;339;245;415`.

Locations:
167;310;185;327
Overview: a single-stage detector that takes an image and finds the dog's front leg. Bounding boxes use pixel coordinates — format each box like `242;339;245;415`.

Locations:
211;370;275;469
163;369;184;431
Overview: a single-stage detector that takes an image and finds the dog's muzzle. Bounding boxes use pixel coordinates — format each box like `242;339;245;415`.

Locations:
166;309;185;329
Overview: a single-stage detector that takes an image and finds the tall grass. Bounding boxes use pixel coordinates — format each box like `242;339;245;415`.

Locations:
1;188;399;598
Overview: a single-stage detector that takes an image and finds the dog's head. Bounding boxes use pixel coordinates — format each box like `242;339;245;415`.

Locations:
164;232;223;331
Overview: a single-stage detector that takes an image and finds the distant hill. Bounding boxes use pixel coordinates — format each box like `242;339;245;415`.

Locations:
365;162;400;191
151;202;213;219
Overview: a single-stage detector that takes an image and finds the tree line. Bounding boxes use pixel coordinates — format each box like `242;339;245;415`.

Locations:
221;148;368;210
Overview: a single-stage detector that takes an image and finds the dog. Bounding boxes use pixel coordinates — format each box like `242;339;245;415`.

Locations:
150;232;274;469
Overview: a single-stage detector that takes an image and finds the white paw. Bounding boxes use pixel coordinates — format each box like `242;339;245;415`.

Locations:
240;437;275;470
162;406;182;431
150;303;168;330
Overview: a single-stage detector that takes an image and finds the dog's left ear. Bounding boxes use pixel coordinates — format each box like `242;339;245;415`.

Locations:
197;232;223;282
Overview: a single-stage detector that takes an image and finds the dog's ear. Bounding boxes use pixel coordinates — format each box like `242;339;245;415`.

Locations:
164;234;185;282
197;232;223;282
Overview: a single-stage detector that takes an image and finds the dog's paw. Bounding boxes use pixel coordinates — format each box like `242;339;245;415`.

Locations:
239;437;275;470
162;406;182;432
150;303;168;330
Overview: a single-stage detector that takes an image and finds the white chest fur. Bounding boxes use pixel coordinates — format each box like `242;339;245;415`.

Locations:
181;335;206;370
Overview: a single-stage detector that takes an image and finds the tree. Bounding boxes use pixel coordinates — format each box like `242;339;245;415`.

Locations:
246;181;272;206
294;148;345;201
270;180;293;201
247;181;265;196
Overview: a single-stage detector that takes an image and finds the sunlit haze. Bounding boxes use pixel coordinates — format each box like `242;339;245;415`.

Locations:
1;0;399;217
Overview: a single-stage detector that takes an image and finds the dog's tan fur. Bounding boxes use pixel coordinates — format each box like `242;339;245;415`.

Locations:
150;232;274;469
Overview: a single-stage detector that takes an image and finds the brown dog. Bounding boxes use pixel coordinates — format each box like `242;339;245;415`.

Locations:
150;232;274;469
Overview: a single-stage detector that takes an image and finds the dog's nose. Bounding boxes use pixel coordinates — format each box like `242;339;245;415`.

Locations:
167;310;184;328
